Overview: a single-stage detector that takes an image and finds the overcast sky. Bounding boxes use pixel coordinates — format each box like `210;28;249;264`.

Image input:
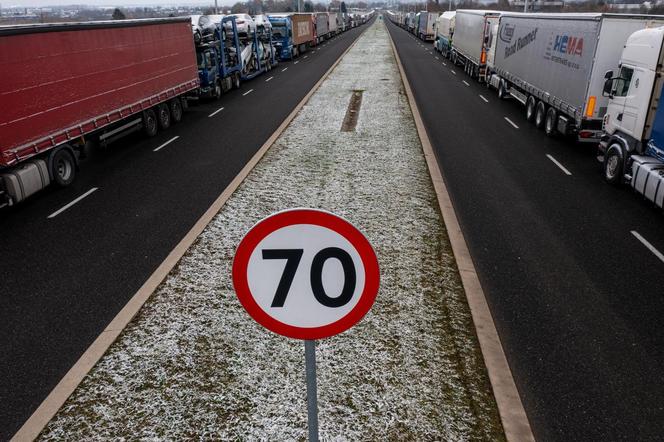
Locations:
2;0;240;7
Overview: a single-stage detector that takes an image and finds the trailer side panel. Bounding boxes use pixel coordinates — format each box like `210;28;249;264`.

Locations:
0;19;197;166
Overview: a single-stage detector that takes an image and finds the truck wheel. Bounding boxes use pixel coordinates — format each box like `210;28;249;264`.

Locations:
143;109;158;137
157;104;171;130
526;96;536;122
213;81;222;100
170;98;183;123
604;145;624;185
234;72;241;89
497;80;507;100
535;101;546;129
51;148;76;187
545;108;557;136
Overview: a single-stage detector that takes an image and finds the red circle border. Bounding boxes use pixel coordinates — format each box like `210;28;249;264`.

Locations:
232;209;380;340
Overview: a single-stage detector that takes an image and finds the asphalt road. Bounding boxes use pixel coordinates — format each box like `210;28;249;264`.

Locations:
0;22;370;440
387;19;664;442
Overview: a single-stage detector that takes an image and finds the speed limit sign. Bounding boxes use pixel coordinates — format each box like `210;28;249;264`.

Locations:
232;208;380;340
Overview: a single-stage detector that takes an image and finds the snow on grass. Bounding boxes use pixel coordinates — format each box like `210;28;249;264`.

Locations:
40;19;505;441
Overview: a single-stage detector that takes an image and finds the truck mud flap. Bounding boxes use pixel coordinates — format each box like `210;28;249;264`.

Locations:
631;155;664;208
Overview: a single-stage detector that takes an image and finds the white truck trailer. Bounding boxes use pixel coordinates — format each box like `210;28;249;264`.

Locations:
486;13;664;141
599;25;664;207
451;10;501;80
417;12;439;41
434;11;456;57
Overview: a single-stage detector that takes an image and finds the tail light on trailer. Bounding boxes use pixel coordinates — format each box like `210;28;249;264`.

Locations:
579;131;594;139
480;50;486;64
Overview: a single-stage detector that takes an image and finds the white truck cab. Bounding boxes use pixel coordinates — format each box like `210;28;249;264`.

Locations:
601;26;664;208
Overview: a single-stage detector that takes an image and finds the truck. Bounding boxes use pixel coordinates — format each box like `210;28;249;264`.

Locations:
599;25;664;207
315;12;329;43
239;25;277;81
407;13;416;33
434;11;456;57
486;13;664;141
417;12;439;41
329;12;339;35
0;18;198;207
451;10;500;80
195;16;242;99
268;13;315;60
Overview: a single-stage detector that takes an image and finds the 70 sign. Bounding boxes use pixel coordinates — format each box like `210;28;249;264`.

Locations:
232;209;380;340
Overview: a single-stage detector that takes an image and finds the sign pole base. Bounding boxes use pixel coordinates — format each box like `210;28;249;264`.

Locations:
304;339;319;442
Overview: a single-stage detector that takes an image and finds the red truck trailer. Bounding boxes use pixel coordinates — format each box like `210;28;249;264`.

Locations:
0;17;198;207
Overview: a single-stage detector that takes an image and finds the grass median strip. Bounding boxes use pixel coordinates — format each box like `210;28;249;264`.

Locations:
39;19;505;441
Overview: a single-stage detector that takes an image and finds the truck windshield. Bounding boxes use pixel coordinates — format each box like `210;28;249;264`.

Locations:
272;25;285;38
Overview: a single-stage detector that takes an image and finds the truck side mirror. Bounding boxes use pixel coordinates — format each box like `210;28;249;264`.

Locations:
604;70;613;79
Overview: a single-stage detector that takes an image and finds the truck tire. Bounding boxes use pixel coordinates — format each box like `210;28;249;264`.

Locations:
170;98;183;124
50;148;76;187
213;81;222;100
157;103;171;130
233;72;241;89
604;145;624;185
143;109;158;137
526;96;536;122
498;80;507;100
545;108;557;136
535;101;546;129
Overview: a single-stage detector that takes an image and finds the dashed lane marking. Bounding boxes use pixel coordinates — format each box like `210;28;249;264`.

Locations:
242;89;254;96
480;95;489;103
504;117;520;129
632;231;664;264
546;154;572;175
47;188;99;219
462;80;470;86
153;136;179;152
265;76;274;82
282;67;288;72
450;70;456;75
294;60;299;64
208;107;224;117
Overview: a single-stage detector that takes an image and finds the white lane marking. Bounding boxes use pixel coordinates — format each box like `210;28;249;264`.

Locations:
462;80;470;86
153;136;179;152
546;154;572;175
47;188;98;219
504;117;520;129
282;67;288;72
242;89;254;96
435;56;439;60
442;62;447;66
294;60;299;64
450;70;456;75
632;231;664;264
303;55;308;59
480;94;489;103
265;76;274;82
208;107;224;117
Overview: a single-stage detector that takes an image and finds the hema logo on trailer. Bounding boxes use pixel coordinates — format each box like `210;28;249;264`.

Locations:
503;26;538;59
553;34;584;56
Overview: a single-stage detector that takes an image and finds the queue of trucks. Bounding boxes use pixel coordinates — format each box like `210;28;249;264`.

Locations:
0;11;374;208
387;9;664;209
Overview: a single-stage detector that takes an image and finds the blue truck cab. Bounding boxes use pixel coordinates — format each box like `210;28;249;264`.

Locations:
196;16;242;99
267;14;294;60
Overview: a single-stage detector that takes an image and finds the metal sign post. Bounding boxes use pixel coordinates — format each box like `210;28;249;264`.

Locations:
304;340;319;442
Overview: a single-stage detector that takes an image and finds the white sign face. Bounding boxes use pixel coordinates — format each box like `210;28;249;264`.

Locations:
233;209;380;340
246;224;366;328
